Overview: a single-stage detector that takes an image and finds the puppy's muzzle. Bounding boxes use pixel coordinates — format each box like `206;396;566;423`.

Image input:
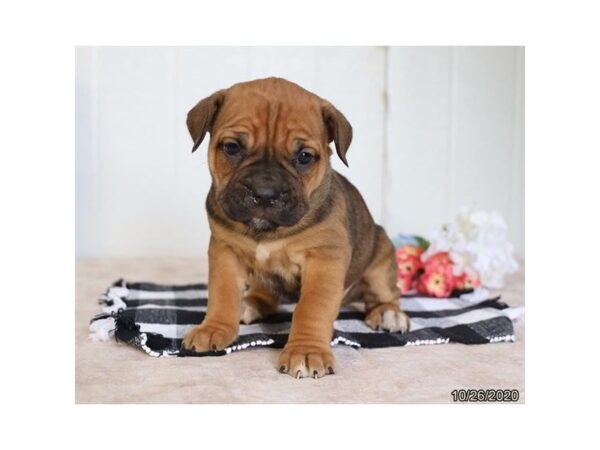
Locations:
219;168;307;231
243;172;290;207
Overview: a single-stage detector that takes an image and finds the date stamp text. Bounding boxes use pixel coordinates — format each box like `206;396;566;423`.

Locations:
451;389;520;402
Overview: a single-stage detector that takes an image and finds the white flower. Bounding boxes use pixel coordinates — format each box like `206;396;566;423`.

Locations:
422;206;518;288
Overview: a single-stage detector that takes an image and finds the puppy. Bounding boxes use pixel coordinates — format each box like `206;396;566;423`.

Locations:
182;78;409;378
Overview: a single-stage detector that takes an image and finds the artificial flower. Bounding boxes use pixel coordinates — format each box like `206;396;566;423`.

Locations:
396;245;424;294
420;207;518;288
397;253;422;277
417;266;455;298
396;244;424;260
454;271;481;290
422;251;452;271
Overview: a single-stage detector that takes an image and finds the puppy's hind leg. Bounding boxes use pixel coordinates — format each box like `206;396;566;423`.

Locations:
240;277;280;324
362;226;410;333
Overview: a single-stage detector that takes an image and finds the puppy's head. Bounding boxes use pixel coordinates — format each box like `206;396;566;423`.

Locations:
187;78;352;233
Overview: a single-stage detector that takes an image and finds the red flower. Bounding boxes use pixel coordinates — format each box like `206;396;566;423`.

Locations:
423;252;453;271
397;247;483;298
397;254;422;277
396;244;424;260
417;267;455;298
396;246;424;294
416;251;456;297
454;272;481;290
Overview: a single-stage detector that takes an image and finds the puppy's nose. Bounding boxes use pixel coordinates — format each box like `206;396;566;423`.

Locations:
245;173;283;205
253;185;278;202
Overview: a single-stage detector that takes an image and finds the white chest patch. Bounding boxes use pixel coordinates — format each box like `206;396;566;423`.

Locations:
255;241;284;264
255;243;271;263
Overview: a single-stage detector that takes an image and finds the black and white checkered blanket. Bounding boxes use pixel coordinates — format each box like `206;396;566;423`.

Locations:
89;279;523;357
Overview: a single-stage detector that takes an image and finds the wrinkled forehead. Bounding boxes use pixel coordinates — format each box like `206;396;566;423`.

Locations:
213;87;326;149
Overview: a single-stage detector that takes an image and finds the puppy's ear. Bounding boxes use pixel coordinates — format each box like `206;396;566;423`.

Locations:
322;101;353;167
187;90;226;152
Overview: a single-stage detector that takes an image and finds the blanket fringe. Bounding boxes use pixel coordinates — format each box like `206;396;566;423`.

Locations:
488;334;516;343
224;339;276;354
405;337;450;346
99;286;129;313
331;335;361;348
89;316;116;342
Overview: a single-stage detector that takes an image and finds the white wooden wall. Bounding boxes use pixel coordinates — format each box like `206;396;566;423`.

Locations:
76;46;524;258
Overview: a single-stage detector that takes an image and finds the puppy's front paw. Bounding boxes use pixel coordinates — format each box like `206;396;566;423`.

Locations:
365;303;410;333
278;342;336;379
182;322;237;352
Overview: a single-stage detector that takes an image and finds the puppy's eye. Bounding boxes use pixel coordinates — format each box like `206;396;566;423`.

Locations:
296;150;315;166
223;141;242;156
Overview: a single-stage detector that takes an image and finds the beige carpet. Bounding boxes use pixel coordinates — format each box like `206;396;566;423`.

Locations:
75;258;525;403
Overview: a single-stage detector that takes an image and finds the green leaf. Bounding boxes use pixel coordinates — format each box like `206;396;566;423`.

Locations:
414;236;430;250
